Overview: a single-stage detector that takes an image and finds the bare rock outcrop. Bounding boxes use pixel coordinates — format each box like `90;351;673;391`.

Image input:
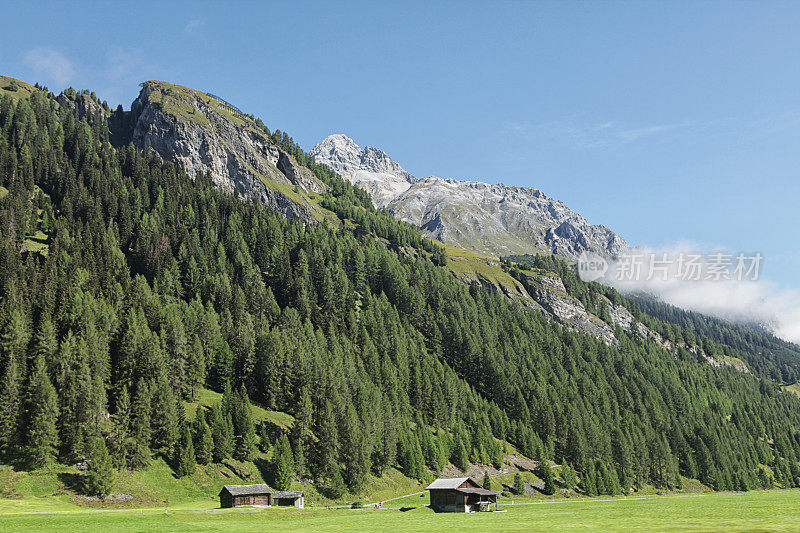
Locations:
131;81;327;224
518;271;619;347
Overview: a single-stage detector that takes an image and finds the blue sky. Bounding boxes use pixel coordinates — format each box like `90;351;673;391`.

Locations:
2;1;799;294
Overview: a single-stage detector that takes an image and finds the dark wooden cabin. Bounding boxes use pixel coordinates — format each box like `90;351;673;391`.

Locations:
426;477;498;512
273;491;305;508
219;484;273;508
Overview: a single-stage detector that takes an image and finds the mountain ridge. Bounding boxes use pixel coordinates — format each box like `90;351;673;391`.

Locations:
311;133;628;261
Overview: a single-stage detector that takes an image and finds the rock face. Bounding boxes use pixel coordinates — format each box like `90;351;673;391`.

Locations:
131;81;328;224
311;134;628;260
518;271;620;347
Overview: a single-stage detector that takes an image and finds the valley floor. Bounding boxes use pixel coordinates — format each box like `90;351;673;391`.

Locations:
1;490;799;532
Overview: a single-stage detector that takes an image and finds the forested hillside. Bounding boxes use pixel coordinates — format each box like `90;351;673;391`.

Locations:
507;253;800;384
1;79;800;502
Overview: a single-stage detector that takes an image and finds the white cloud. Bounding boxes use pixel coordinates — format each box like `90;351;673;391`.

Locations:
589;244;800;344
22;47;76;87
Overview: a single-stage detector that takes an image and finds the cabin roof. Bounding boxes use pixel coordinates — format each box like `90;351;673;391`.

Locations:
425;477;472;490
456;487;498;496
273;491;304;499
219;484;273;496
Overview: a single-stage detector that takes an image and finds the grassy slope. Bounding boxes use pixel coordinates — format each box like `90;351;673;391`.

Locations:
1;490;799;532
444;245;530;299
185;389;294;431
0;76;38;102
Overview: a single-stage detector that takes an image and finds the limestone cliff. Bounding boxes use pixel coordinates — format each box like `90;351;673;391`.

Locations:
131;81;329;224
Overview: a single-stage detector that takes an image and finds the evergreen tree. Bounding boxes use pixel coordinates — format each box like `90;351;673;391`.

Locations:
482;471;491;490
583;461;598;496
0;352;19;458
84;437;114;498
210;402;232;462
150;377;178;455
24;355;59;467
451;436;469;472
538;461;555;495
513;473;525;495
272;434;295;491
175;421;196;477
340;404;369;492
562;464;577;491
129;380;152;468
0;312;26;457
193;411;213;465
325;465;346;500
232;385;256;461
109;386;132;469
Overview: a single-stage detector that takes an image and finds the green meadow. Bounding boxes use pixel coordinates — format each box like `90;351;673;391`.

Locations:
1;490;799;532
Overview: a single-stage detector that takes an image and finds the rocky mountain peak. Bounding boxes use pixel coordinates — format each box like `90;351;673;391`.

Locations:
312;133;629;260
309;134;363;174
311;134;416;208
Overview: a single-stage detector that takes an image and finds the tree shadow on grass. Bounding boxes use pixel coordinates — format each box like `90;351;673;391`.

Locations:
253;457;275;486
57;472;85;494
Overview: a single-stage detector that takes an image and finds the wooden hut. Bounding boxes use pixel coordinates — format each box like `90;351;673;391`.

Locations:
426;477;498;512
273;491;304;508
219;484;273;508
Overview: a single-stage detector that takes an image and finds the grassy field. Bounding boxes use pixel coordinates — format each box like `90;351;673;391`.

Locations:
1;490;798;532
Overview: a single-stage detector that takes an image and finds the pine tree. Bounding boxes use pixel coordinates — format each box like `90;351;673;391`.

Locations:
24;354;59;467
562;464;577;490
129;380;152;468
150;377;178;455
451;436;469;472
289;411;308;478
583;461;598;496
33;318;57;374
210;402;232;462
325;464;346;499
175;421;196;477
539;461;555;495
513;473;525;495
273;434;295;491
0;352;19;457
193;411;213;465
84;437;114;498
340;404;369;492
233;385;256;461
0;311;27;458
109;386;130;469
482;471;491;490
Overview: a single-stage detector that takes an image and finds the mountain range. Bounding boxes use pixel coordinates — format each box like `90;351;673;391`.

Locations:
124;82;628;263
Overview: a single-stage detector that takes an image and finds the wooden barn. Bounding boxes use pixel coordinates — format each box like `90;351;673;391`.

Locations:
273;491;305;508
219;484;273;508
426;477;498;512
